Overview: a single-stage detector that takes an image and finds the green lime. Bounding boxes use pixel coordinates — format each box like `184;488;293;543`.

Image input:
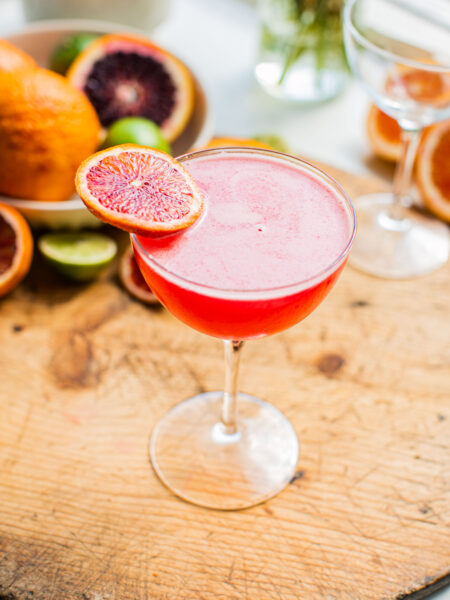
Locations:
50;33;99;75
102;117;171;153
39;232;117;281
253;134;291;154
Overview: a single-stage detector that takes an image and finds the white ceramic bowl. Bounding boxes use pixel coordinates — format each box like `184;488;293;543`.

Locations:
2;20;214;229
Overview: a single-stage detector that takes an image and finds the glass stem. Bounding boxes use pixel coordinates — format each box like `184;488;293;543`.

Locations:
221;340;244;435
390;127;421;221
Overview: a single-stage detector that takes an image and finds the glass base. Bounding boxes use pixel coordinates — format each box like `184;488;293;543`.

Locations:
349;194;449;279
150;392;299;510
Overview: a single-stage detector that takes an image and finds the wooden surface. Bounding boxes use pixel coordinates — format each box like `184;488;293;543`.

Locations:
0;164;449;600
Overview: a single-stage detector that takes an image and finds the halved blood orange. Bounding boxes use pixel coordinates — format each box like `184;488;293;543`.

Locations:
416;120;450;223
366;104;402;162
67;33;194;142
119;246;159;305
0;39;36;73
0;202;33;297
75;144;203;235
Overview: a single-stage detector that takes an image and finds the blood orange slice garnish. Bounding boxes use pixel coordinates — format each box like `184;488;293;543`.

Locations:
75;144;203;235
366;105;402;162
119;246;159;305
0;202;33;298
416;120;450;223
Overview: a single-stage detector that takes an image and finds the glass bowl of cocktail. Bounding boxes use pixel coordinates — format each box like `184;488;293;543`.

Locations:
76;144;355;510
343;0;450;278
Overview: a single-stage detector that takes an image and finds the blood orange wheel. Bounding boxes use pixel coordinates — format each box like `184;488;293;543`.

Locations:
75;144;204;235
0;202;33;297
67;33;194;142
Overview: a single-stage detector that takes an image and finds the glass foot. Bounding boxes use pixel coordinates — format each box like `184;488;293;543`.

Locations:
150;392;299;510
349;194;449;279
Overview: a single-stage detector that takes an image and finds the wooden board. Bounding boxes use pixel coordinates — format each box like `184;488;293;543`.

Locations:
0;164;449;600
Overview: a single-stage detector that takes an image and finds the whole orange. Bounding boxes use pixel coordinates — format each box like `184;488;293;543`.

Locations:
0;67;101;201
0;39;36;72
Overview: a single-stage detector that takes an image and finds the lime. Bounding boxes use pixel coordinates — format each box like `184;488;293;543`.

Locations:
102;117;171;153
253;134;290;154
50;33;99;75
39;232;117;281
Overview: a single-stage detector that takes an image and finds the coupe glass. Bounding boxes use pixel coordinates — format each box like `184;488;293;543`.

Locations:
132;148;355;510
343;0;450;278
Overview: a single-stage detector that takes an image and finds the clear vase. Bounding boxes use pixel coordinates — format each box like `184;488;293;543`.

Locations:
255;0;348;103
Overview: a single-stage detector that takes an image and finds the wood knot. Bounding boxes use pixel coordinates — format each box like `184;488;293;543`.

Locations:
351;300;369;308
290;469;305;484
316;353;345;376
51;331;101;389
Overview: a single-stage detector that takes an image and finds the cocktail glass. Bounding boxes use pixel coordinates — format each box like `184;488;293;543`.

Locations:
343;0;450;278
132;147;355;510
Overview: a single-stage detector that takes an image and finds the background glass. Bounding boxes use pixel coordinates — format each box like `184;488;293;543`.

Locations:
344;0;450;278
255;0;348;102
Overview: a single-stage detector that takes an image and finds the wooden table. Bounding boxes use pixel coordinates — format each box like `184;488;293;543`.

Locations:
0;165;449;600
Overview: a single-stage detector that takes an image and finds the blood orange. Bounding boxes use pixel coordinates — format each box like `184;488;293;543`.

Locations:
366;104;402;162
0;202;33;298
119;246;159;305
75;144;203;235
67;33;194;143
416;120;450;223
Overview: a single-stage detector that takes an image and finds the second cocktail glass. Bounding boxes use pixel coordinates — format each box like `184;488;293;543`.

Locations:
344;0;450;278
132;148;355;510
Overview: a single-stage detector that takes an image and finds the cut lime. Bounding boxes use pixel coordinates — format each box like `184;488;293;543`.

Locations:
39;232;117;281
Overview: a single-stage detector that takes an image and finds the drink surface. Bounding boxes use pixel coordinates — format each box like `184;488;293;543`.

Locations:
137;153;352;293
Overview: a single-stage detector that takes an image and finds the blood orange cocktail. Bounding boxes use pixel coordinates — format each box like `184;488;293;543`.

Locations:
131;147;355;510
132;149;354;340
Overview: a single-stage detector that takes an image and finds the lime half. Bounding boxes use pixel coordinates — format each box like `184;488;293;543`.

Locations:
39;232;117;281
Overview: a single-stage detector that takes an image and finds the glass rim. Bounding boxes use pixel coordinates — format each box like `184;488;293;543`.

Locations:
132;147;356;300
343;0;450;73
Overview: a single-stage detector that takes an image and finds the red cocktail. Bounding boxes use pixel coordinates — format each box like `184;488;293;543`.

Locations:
132;148;355;509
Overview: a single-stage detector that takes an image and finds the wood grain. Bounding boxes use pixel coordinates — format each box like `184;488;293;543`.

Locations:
0;164;449;600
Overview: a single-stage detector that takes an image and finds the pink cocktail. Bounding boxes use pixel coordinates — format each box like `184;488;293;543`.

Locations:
132;148;355;509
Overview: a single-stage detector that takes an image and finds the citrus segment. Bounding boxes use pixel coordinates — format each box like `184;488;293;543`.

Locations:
366;105;402;162
76;144;203;235
416;121;450;223
39;232;117;281
119;246;159;305
0;202;33;297
0;39;36;73
67;33;194;142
